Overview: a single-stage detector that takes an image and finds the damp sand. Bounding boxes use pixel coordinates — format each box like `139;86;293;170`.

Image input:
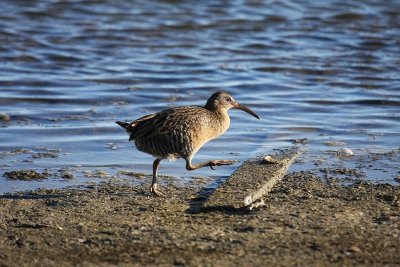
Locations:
0;172;399;267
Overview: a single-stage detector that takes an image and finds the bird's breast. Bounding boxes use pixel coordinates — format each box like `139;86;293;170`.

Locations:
189;111;230;150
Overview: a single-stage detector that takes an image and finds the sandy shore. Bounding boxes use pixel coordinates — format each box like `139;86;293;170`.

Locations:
0;172;399;266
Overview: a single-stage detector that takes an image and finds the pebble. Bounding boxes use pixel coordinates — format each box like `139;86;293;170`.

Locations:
337;148;354;157
324;141;346;146
107;143;118;150
262;155;279;164
0;113;10;122
346;245;361;253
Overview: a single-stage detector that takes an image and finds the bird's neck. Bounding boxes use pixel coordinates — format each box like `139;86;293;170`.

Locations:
205;106;228;117
204;101;217;111
203;104;230;128
211;107;230;130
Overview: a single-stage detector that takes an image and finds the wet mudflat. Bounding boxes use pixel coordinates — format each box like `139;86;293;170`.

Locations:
1;172;399;267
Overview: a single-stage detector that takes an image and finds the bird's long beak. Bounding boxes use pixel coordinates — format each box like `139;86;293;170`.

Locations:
234;102;260;120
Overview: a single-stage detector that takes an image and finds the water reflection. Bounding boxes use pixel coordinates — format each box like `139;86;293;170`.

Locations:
1;0;399;193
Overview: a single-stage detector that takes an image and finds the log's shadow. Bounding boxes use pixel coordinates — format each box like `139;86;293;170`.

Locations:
185;177;251;215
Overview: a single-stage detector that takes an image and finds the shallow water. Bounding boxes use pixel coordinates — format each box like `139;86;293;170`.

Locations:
1;0;400;193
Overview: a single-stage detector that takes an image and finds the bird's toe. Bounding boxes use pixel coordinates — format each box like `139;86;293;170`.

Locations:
210;160;238;167
150;184;165;197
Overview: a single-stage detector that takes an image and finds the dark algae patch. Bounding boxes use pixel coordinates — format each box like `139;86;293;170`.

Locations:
3;170;49;181
0;173;399;266
31;152;58;159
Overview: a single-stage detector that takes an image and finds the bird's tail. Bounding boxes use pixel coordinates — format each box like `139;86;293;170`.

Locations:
115;121;129;129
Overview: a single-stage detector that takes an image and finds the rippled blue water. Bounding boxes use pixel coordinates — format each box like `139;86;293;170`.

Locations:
1;0;399;193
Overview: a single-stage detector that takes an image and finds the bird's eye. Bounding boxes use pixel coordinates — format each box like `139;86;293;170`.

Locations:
226;97;232;102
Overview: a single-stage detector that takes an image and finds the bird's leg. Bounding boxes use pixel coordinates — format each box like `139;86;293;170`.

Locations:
185;157;237;171
150;158;164;197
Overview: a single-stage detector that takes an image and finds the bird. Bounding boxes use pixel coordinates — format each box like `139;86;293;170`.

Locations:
116;91;260;196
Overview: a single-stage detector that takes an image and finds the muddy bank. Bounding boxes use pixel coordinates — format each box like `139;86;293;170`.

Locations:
0;172;399;267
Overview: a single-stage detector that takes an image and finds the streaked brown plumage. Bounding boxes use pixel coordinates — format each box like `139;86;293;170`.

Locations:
116;91;260;196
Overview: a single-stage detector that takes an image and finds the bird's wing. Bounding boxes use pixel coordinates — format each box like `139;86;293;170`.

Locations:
127;108;188;141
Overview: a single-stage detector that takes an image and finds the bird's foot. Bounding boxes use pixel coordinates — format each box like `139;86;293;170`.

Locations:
209;160;238;170
150;183;164;197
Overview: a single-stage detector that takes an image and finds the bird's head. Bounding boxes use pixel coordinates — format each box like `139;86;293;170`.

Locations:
205;91;260;120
